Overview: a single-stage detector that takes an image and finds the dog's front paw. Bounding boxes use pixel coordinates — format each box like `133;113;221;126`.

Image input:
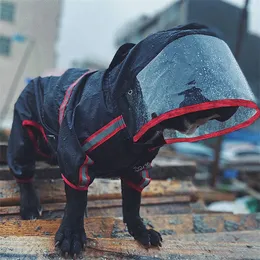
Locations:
126;217;163;248
55;218;87;258
134;228;163;248
55;209;87;259
19;183;42;220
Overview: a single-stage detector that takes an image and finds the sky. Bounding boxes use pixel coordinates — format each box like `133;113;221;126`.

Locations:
56;0;260;69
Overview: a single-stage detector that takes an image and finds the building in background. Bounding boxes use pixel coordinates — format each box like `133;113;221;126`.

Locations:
116;0;260;136
0;0;62;129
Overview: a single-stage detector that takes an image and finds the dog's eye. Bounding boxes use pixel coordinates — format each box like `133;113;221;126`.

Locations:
128;89;133;95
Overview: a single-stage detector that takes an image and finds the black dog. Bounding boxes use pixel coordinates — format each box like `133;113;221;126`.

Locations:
16;107;237;256
7;23;255;258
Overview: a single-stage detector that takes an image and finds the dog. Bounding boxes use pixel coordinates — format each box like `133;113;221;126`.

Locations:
7;23;258;257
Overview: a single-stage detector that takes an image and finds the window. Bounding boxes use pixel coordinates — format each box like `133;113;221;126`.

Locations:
0;36;11;56
0;1;15;22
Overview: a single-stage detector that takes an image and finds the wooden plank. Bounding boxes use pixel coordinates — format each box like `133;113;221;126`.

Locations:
0;231;259;259
0;158;196;180
0;214;259;238
0;196;192;219
197;188;236;202
0;215;192;238
86;231;260;259
0;179;198;207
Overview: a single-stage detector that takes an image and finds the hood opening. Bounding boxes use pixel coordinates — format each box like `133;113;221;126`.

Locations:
129;34;259;144
133;100;260;144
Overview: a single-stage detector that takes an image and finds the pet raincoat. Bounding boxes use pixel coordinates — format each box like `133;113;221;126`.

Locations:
8;24;260;191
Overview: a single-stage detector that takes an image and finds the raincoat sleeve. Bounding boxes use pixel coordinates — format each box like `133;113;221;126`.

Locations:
57;118;95;191
121;167;152;193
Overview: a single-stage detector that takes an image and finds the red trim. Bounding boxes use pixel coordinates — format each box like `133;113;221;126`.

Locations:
79;156;94;187
61;174;89;191
133;99;260;143
82;116;126;152
82;116;125;145
122;179;143;192
88;124;126;152
22;120;48;142
165;111;260;144
15;177;33;183
121;175;151;193
22;120;51;158
59;71;92;125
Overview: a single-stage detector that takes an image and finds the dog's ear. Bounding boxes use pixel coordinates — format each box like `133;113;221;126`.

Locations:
108;43;136;70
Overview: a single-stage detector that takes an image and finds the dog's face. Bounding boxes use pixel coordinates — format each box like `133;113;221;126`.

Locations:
176;114;220;135
140;107;238;144
160;112;219;136
159;107;238;135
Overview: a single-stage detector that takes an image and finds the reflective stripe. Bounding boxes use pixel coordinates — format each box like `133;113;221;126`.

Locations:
140;178;151;189
82;116;126;152
141;170;148;179
79;156;94;187
140;169;151;189
80;165;89;187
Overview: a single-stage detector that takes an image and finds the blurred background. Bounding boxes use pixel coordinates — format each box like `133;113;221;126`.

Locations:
0;0;260;213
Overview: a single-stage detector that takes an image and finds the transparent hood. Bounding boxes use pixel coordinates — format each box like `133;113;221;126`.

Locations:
133;34;260;143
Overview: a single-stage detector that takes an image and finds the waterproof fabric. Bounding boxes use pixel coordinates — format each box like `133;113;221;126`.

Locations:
7;68;156;191
7;24;260;191
133;35;259;143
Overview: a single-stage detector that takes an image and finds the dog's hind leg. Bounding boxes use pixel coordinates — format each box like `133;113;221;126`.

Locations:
7;109;42;219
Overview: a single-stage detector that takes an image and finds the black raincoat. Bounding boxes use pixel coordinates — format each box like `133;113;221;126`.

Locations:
8;24;260;191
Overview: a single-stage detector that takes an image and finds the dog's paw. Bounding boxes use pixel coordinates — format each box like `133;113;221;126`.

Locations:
55;224;87;258
134;229;162;248
19;183;42;220
126;217;163;248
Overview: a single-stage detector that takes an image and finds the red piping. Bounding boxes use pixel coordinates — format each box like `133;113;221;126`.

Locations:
133;99;260;143
122;175;151;193
122;179;143;192
22;120;51;158
61;174;89;191
165;111;260;144
59;71;92;125
22;120;48;142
